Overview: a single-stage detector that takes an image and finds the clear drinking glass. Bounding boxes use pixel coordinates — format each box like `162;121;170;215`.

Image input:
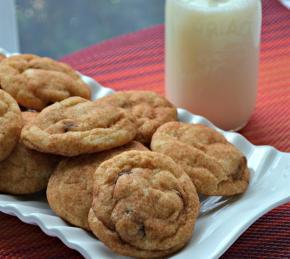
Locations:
165;0;262;130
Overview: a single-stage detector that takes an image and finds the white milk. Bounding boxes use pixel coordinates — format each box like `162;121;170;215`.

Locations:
165;0;262;130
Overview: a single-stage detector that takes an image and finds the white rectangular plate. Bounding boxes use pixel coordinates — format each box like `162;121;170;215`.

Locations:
0;49;290;259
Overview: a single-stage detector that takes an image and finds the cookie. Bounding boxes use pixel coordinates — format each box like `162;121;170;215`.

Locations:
0;54;5;62
0;89;22;162
0;54;91;111
96;91;177;144
21;97;137;156
0;112;59;194
47;141;148;230
88;150;199;258
151;122;249;196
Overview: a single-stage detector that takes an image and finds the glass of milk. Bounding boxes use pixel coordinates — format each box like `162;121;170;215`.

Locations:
165;0;262;131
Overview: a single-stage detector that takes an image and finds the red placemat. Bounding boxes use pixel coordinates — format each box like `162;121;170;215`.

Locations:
1;0;289;258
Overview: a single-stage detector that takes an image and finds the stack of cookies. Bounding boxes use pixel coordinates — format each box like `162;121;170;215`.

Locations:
0;54;249;258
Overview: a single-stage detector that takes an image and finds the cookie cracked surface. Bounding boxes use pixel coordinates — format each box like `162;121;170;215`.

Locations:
151;122;249;196
47;141;148;230
96;91;177;144
21;97;137;156
88;150;199;258
0;54;91;110
0;112;59;194
0;89;22;162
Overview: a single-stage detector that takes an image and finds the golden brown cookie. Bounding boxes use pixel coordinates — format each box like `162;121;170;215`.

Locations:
0;54;5;62
88;150;199;258
47;141;148;230
0;54;91;111
96;91;177;144
151;122;249;196
0;112;59;194
21;97;137;156
0;89;22;162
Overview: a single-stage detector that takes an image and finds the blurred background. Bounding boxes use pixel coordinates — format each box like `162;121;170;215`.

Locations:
3;0;164;58
1;0;289;59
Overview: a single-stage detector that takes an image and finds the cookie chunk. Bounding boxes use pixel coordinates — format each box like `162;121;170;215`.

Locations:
21;97;137;156
0;89;22;161
0;112;59;194
151;122;249;196
0;54;91;111
47;141;148;230
88;151;199;258
96;91;177;144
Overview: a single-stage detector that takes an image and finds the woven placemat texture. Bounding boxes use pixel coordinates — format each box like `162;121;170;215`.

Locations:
0;0;289;258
